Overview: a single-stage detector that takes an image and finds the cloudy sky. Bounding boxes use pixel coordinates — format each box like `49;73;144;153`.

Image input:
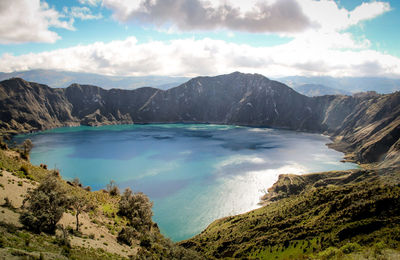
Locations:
0;0;399;78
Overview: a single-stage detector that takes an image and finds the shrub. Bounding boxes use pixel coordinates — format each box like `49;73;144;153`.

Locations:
340;242;361;254
118;188;153;233
117;226;137;246
0;137;8;150
70;196;91;232
52;169;60;177
106;180;120;196
72;177;82;187
20;165;29;175
22;139;33;155
3;197;13;209
20;175;69;234
140;234;152;248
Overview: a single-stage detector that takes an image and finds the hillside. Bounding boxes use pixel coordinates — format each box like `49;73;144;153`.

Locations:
180;167;400;259
0;146;201;259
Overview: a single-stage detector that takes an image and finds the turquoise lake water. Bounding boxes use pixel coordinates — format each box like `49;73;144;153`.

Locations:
16;124;356;241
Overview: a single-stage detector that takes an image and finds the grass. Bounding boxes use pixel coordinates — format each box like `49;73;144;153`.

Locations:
181;167;400;259
0;147;202;259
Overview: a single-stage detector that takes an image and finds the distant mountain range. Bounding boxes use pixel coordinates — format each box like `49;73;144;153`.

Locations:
278;76;400;94
0;69;188;90
292;84;351;97
0;72;399;167
1;70;400;95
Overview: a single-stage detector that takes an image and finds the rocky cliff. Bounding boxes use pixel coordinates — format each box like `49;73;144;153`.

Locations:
0;72;399;166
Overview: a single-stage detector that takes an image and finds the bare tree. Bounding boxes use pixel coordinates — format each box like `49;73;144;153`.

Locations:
106;180;120;196
70;196;91;232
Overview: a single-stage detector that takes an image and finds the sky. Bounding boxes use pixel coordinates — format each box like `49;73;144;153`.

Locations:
0;0;399;78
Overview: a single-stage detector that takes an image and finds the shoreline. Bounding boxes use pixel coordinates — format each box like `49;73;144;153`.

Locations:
12;123;360;242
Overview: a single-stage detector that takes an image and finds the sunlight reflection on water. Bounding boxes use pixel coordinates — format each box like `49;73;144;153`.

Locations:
16;124;357;241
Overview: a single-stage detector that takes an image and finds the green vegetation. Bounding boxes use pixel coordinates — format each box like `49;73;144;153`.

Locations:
20;175;69;234
0;141;202;259
70;195;92;232
106;180;120;196
117;188;153;247
181;167;400;259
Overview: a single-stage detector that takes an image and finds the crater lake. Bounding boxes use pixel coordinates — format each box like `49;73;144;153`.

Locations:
15;124;357;241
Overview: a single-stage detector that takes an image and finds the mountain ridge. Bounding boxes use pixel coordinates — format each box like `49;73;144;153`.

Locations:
1;72;399;167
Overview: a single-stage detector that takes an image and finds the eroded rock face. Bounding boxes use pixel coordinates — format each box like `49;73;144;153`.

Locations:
322;92;400;166
0;78;76;133
0;72;399;166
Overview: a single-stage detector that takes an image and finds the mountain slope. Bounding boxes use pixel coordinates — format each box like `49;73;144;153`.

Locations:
180;167;400;259
133;72;320;131
0;73;321;132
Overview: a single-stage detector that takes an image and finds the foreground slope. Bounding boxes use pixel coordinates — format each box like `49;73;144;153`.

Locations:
180;167;400;259
0;147;201;259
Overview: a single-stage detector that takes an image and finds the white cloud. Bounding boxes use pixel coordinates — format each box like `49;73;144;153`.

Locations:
349;1;391;26
102;0;311;33
67;6;103;20
79;0;101;6
0;0;395;78
101;0;391;35
297;0;391;33
1;36;399;78
0;0;74;44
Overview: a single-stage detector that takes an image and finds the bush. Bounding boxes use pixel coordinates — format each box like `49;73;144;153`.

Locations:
118;188;153;233
106;180;120;196
20;175;69;234
72;177;82;187
52;169;60;177
20;165;29;175
117;227;136;246
140;234;152;248
318;247;340;259
3;197;13;209
340;242;361;254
